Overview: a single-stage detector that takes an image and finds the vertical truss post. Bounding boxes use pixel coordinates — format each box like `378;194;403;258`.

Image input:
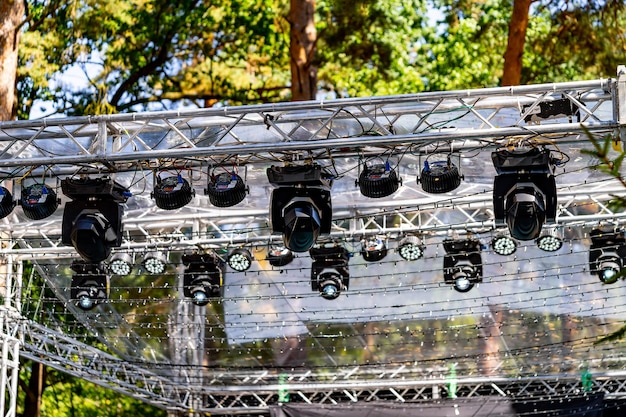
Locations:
617;65;626;142
0;256;22;417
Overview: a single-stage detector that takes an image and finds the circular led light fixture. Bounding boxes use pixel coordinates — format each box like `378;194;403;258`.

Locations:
228;248;253;272
152;174;194;210
536;235;563;252
109;253;133;276
491;235;517;256
0;186;15;219
267;245;294;267
397;235;424;261
143;252;167;275
20;183;59;220
419;159;462;194
206;172;247;207
361;236;388;262
358;163;400;198
318;274;343;300
596;255;621;284
451;261;478;293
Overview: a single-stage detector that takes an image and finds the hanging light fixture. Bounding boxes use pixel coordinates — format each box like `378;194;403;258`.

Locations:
443;239;483;293
70;260;108;311
227;248;253;272
536;234;563;252
418;155;463;194
20;182;60;220
151;172;195;210
589;228;626;284
0;186;15;219
492;146;557;241
360;235;388;262
310;245;350;300
267;244;294;267
397;235;425;261
267;164;333;252
143;251;167;275
491;235;517;256
182;252;224;306
108;252;134;276
205;169;248;207
357;162;401;198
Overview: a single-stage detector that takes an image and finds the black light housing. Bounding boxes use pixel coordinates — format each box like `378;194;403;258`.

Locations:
227;248;253;272
20;183;60;220
268;164;333;252
361;236;388;262
0;186;15;219
536;234;563;252
310;245;350;300
61;177;130;263
267;245;294;267
70;260;108;311
418;156;462;194
589;228;626;284
357;162;400;198
443;239;483;293
397;235;425;261
491;235;517;256
152;173;194;210
492;147;557;241
205;171;248;207
182;252;224;306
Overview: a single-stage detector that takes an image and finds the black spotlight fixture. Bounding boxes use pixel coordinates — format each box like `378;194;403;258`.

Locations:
267;164;333;252
0;186;16;219
70;260;108;311
205;169;248;207
310;245;350;300
492;146;557;241
443;239;483;293
20;183;60;220
61;177;130;263
357;161;400;198
418;155;463;194
589;228;626;284
491;235;517;256
109;252;133;276
182;252;224;306
361;235;388;262
142;251;167;275
536;233;563;252
227;248;253;272
267;244;294;267
151;172;195;210
397;234;425;261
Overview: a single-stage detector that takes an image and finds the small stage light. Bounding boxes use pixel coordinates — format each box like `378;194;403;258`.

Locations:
0;186;15;219
109;252;133;276
205;170;248;207
397;235;425;261
268;164;333;252
152;172;194;210
361;236;388;262
70;260;108;310
143;251;167;275
418;156;462;194
20;183;60;220
267;244;294;267
227;248;253;272
492;147;557;241
61;177;130;263
357;162;400;198
310;245;350;300
589;228;626;284
182;252;224;306
491;235;517;256
536;234;563;252
443;239;483;293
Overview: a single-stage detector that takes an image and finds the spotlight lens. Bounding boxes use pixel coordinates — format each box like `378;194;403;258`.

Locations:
492;236;517;256
506;188;545;241
319;279;341;300
110;259;132;276
192;289;210;306
454;276;473;293
71;212;113;263
283;203;321;252
229;252;251;272
144;257;166;275
77;295;95;310
598;256;621;284
537;235;563;252
398;243;423;261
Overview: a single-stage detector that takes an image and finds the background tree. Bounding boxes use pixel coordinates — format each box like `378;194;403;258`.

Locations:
0;0;25;120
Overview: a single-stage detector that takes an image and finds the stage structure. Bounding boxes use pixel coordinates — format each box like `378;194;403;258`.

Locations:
0;67;626;416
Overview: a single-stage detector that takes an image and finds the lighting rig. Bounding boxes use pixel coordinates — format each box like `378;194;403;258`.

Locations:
61;177;131;263
267;244;294;267
20;182;60;220
267;163;333;252
205;168;248;207
70;260;108;311
492;146;557;241
182;252;224;306
151;171;194;210
397;235;425;261
227;248;253;272
356;161;401;198
0;186;15;219
418;154;463;194
443;239;483;292
310;245;350;300
360;235;388;262
143;251;168;275
589;228;626;284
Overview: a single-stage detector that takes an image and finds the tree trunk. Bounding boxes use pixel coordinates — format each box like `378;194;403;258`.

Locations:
289;0;317;101
502;0;533;86
0;0;24;120
22;361;47;417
